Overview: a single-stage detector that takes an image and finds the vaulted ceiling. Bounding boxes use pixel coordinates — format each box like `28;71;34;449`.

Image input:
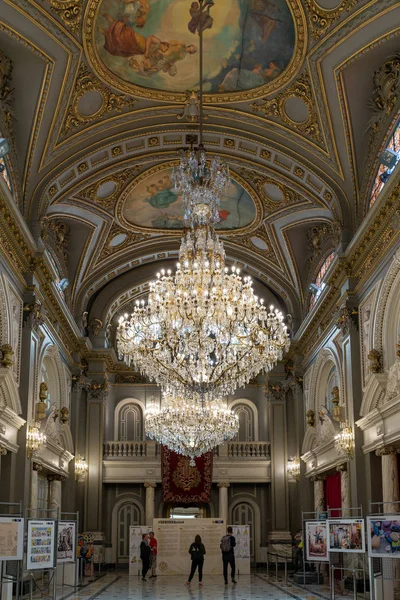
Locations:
1;0;399;331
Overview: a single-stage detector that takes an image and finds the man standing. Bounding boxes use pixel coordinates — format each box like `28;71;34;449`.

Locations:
220;526;237;585
140;533;151;581
149;531;158;579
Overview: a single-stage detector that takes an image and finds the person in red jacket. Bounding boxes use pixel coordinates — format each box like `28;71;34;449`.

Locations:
149;531;158;579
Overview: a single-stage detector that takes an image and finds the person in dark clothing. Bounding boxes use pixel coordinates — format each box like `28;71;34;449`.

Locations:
186;534;206;587
140;533;151;581
220;526;237;585
293;529;303;574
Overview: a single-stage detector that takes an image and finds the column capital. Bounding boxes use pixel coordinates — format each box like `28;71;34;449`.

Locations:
336;463;348;472
217;482;230;488
144;481;157;489
311;474;326;482
32;462;43;472
375;445;399;457
47;474;66;482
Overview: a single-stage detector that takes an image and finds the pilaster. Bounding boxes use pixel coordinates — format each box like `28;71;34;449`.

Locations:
217;482;230;524
144;481;156;526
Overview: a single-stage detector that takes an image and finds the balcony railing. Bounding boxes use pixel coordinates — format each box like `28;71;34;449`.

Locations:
104;440;270;459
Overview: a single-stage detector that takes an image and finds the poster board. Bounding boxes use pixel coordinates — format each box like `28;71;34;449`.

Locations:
229;524;251;574
57;521;76;563
305;521;328;562
27;520;56;570
154;518;226;575
129;526;151;575
327;519;365;553
0;517;24;561
367;516;400;558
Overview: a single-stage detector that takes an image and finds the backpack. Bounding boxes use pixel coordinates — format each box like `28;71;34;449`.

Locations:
191;544;203;560
220;535;231;553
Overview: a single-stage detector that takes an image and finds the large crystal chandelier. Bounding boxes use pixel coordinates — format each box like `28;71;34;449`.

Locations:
116;0;290;397
145;390;239;465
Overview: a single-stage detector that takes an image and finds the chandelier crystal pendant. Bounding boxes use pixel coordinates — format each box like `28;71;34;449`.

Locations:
145;390;239;466
27;422;46;458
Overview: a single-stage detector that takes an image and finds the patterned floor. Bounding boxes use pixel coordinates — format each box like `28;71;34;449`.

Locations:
44;573;328;600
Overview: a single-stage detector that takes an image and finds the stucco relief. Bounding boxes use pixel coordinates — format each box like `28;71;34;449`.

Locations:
386;348;400;401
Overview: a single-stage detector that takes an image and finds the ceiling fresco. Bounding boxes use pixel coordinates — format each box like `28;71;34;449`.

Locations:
89;0;297;97
120;166;257;231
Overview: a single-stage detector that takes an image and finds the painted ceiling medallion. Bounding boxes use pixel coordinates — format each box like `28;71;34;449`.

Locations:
118;164;259;233
84;0;306;102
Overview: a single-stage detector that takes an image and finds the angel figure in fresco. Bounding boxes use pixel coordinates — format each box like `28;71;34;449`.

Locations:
122;0;150;28
188;0;214;35
100;14;162;57
249;0;282;43
128;39;197;77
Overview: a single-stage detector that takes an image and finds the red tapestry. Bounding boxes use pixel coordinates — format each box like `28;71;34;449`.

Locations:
161;447;213;504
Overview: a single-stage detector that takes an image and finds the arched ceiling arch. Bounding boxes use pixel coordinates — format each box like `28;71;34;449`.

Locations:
1;0;400;331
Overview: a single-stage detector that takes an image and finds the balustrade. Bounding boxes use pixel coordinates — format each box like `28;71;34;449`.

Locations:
104;440;270;459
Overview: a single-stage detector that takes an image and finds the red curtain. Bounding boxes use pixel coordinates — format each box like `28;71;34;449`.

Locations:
161;447;213;504
324;472;341;517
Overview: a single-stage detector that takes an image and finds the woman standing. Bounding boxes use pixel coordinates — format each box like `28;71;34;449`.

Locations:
186;534;206;587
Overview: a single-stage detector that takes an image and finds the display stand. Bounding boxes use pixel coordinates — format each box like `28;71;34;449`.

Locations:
0;501;24;600
368;500;400;600
300;506;366;600
57;511;79;593
25;507;58;600
228;524;251;576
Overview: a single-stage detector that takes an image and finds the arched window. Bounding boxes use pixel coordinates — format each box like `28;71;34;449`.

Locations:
117;502;141;563
232;503;255;563
309;252;335;311
0;157;12;192
119;403;143;441
369;120;400;208
232;405;254;442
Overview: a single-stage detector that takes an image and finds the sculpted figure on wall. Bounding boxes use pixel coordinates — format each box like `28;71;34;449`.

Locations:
386;344;400;400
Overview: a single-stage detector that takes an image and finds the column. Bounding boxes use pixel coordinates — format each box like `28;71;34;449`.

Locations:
48;475;63;518
144;482;156;527
337;464;350;514
313;476;325;515
376;446;400;513
30;462;41;516
218;482;230;524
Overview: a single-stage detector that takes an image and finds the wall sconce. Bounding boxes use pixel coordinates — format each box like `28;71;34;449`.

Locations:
335;421;354;457
75;454;88;480
287;457;300;481
35;382;48;421
27;422;46;458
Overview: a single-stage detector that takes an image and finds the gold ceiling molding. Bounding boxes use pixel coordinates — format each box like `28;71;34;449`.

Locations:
61;62;136;137
74;164;141;211
97;223;148;262
304;0;358;40
232;231;277;263
115;161;263;236
45;0;83;33
238;168;308;216
251;72;322;144
83;0;307;103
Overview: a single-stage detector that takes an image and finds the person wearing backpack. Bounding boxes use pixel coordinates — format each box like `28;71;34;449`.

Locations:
186;534;206;587
220;526;237;585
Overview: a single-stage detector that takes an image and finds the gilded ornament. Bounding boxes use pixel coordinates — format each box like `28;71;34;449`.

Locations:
77;165;141;210
260;149;271;160
49;185;57;197
224;139;235;149
172;457;201;491
368;349;382;373
111;146;122;156
60;406;69;424
90;318;102;336
304;0;357;40
251;72;322;144
177;91;201;122
148;137;160;147
78;162;89;173
45;0;83;33
331;386;341;422
61;63;136;136
0;344;13;368
306;409;315;427
294;166;305;178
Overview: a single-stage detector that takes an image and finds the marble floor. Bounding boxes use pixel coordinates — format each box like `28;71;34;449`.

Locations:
37;572;329;600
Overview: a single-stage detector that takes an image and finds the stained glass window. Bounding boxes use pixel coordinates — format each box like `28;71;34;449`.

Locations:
0;157;11;192
369;121;400;208
309;252;335;311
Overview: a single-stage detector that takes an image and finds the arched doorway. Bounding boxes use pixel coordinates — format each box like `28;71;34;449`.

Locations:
117;502;141;564
232;502;255;564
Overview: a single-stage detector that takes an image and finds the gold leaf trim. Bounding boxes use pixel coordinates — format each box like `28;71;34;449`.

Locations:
304;0;357;40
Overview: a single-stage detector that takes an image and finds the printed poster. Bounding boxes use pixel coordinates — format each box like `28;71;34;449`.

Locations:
327;519;365;553
305;521;328;562
367;517;400;558
57;521;76;563
229;524;251;575
0;517;24;561
129;526;151;576
27;520;56;570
